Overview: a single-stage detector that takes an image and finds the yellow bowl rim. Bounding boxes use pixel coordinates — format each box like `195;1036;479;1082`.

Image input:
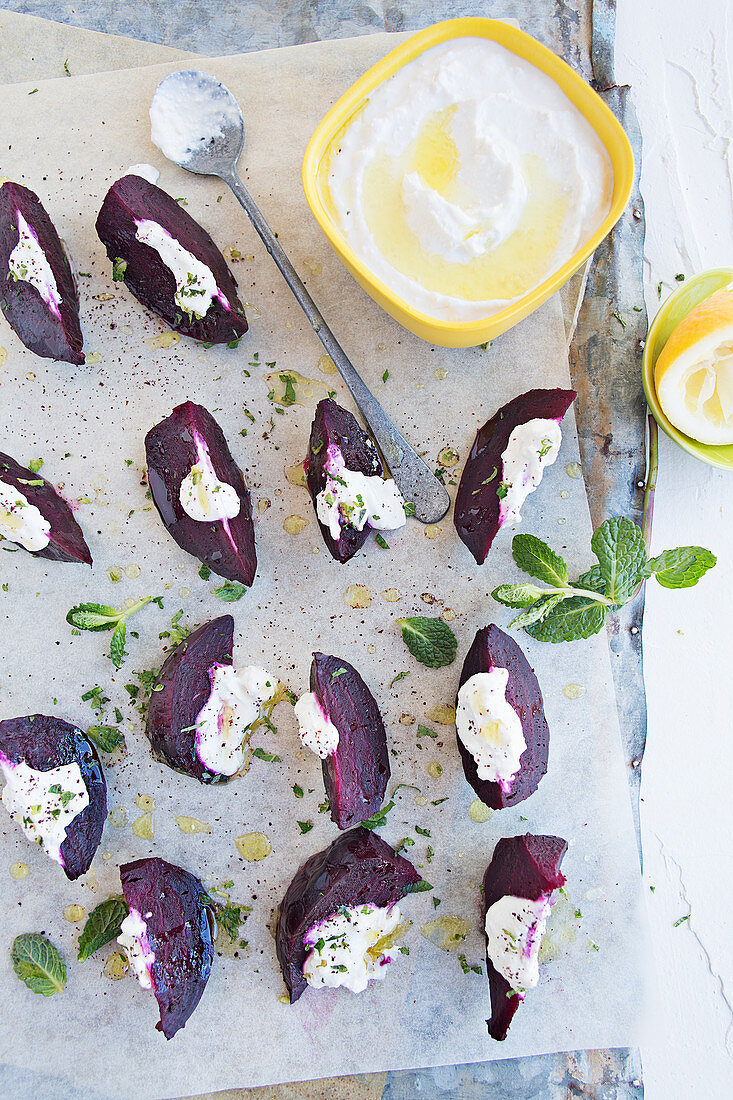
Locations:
302;16;635;340
642;267;733;469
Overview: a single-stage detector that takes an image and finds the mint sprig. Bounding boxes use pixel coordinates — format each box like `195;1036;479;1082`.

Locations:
77;896;129;962
11;933;66;996
492;518;715;643
66;596;161;669
397;617;457;668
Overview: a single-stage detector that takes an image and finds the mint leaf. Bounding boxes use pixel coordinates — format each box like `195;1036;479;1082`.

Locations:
591;517;646;602
403;879;433;893
297;820;313;834
66;603;121;631
77;897;129;962
87;725;125;753
252;747;280;762
361;800;395;830
198;563;211;580
214;580;247;602
110;622;126;669
112;257;127;281
509;593;564;628
524;594;606;643
397;617;457;668
645;546;716;589
11;933;66;995
573;564;608;595
492;582;548;608
512;533;569;586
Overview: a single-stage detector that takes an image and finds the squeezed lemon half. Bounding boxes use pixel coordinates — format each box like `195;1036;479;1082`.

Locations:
655;287;733;444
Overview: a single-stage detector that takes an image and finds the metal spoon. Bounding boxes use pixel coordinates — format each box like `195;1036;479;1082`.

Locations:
149;69;450;524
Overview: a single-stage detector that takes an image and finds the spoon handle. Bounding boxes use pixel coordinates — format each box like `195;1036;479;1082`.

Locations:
220;169;450;525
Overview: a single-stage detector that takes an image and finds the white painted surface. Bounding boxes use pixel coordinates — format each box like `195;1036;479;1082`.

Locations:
616;2;733;1096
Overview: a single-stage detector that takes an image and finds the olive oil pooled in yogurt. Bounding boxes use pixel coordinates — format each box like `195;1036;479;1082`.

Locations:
325;37;612;323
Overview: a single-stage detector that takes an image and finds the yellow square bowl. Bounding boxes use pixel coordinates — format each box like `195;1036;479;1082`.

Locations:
302;17;634;349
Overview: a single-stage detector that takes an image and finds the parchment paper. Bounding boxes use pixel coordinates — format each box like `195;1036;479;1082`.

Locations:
0;36;649;1099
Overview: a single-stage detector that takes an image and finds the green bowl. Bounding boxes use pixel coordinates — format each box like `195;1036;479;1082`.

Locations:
642;267;733;469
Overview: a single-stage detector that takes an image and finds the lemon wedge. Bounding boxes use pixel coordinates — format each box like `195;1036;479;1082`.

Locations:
655;287;733;444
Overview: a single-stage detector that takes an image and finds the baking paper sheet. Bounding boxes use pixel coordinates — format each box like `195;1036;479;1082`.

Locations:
0;36;648;1099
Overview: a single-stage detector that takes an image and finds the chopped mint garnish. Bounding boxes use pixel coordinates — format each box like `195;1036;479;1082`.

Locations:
87;725;125;753
361;801;395;830
297;820;313;834
252;747;281;763
214;580;247;602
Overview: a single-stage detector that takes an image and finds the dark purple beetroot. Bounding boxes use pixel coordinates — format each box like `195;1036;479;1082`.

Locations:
311;652;390;830
0;714;106;879
0;451;92;564
275;826;421;1003
120;856;214;1039
305;398;384;563
0;182;84;364
146;615;233;783
483;833;567;1040
145;401;256;585
95;174;247;344
456;626;548;810
454;388;576;564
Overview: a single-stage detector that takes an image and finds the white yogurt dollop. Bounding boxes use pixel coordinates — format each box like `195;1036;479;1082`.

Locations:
484;893;552;993
179;431;241;523
293;692;340;759
303;903;402;994
456;669;525;790
0;756;89;866
123;163;160;185
135;218;228;320
118;908;156;990
0;479;51;551
325;38;613;322
315;445;406;541
8;212;62;317
194;663;277;776
499;418;562;527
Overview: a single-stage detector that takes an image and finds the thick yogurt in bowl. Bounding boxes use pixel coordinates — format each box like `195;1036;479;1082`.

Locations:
316;35;614;326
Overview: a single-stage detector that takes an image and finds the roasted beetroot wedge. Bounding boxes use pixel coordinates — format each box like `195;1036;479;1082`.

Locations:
120;857;214;1039
306;398;384;563
145;401;256;585
0;714;106;879
0;182;84;364
483;834;567;1040
146;615;233;783
95;173;247;344
276;826;421;1003
455;625;549;810
310;652;390;829
455;388;576;564
0;451;92;564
